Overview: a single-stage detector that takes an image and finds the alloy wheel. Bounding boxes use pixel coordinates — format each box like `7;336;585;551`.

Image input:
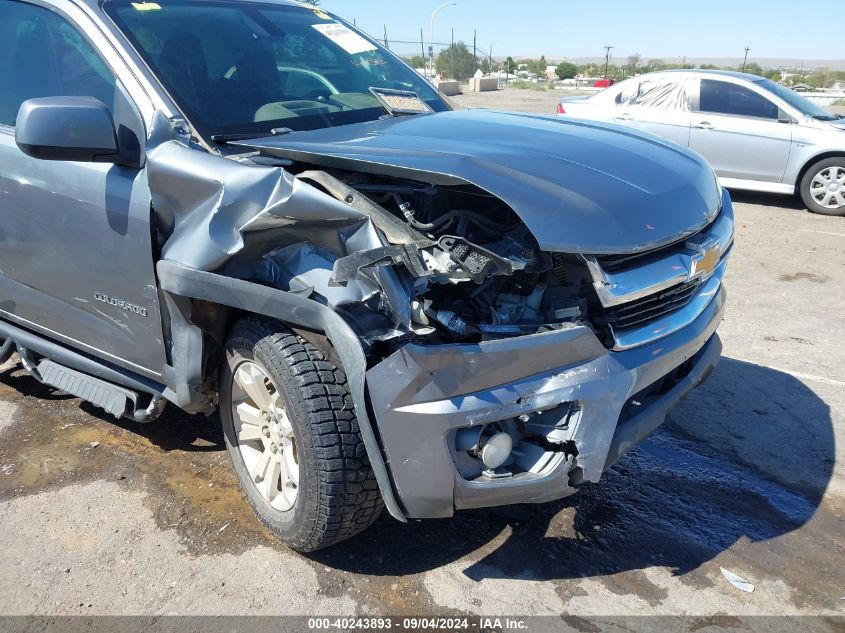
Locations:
231;361;299;511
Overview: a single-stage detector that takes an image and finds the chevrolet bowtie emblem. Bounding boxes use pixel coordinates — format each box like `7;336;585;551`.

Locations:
690;244;721;279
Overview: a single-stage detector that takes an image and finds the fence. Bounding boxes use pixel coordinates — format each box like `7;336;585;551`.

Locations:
351;22;497;79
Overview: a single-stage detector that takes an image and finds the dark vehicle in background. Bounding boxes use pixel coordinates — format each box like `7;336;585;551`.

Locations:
0;0;732;551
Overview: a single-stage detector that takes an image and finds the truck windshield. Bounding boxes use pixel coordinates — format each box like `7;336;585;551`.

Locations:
104;1;447;142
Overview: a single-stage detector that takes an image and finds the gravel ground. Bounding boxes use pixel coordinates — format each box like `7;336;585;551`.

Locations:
1;88;844;627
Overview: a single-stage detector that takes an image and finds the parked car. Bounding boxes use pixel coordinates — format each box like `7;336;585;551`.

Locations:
558;70;845;216
0;0;733;551
593;78;615;88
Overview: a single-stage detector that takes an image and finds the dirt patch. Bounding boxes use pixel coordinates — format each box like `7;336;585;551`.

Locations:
0;363;272;557
777;272;831;283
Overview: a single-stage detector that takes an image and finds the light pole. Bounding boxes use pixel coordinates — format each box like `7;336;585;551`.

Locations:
430;2;456;79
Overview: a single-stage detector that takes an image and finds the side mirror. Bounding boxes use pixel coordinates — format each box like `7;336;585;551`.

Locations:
777;108;797;125
15;96;137;165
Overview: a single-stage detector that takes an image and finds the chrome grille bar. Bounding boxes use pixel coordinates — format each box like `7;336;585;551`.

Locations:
584;206;734;309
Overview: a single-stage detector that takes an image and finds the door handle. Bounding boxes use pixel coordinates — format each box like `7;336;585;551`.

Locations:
694;121;714;129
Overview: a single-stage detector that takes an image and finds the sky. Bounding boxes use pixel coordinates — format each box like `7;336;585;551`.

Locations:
319;0;843;62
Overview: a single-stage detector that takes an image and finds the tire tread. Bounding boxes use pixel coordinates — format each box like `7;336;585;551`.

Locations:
223;316;383;552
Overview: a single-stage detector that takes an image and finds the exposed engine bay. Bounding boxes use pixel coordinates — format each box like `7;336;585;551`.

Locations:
246;165;596;357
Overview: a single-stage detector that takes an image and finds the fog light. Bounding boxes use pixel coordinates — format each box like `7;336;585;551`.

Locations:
479;432;513;470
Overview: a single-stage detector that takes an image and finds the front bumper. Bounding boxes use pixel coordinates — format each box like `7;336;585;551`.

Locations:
366;282;726;519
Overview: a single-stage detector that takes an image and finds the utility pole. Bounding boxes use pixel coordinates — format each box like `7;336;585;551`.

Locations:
420;28;425;62
603;45;613;79
741;46;750;72
451;28;455;79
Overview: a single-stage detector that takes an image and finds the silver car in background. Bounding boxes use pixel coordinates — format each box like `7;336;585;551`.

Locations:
558;70;845;216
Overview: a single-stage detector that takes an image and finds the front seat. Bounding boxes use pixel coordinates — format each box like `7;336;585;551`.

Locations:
157;33;212;118
233;40;286;115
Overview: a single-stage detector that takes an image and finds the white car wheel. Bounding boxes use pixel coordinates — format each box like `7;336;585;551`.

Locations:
801;158;845;216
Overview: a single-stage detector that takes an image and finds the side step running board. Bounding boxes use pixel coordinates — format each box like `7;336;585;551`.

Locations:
38;359;138;419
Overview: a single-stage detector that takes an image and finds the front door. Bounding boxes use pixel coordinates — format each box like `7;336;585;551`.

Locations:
689;78;792;183
0;0;167;377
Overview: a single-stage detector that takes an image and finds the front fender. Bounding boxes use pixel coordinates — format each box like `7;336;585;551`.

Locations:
156;259;407;522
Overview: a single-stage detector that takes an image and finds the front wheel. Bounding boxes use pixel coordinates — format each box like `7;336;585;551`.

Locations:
800;158;845;216
219;316;382;552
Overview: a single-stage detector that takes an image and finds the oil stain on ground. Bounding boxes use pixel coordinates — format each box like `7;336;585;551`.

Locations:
777;272;830;283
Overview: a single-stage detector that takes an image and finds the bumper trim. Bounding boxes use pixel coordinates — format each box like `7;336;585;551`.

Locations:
603;333;722;470
367;283;725;518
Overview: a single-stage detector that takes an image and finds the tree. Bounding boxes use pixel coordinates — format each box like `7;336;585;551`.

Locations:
405;55;427;69
742;62;764;77
805;69;833;89
504;56;517;75
626;53;641;77
435;42;476;82
524;56;547;76
555;62;578;80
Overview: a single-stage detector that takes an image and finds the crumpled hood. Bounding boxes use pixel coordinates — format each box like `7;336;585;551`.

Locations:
237;110;721;254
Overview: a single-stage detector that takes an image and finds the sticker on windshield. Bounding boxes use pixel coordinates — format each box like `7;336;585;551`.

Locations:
312;23;377;55
312;8;332;20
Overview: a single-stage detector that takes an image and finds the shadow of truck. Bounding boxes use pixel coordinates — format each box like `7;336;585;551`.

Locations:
311;357;835;586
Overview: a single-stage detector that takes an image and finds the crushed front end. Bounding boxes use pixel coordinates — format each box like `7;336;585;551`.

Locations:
361;188;733;518
177;110;735;520
228;161;733;519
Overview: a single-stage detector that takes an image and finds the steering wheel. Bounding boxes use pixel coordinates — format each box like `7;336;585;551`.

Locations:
303;89;331;101
310;93;351;111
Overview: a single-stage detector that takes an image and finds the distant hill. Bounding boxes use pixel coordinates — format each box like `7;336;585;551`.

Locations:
530;56;845;71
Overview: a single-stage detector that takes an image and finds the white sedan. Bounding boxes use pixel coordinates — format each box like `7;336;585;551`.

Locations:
558;69;845;216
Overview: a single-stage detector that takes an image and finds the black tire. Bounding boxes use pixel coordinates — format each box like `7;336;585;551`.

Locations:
219;315;382;552
799;157;845;216
0;338;14;364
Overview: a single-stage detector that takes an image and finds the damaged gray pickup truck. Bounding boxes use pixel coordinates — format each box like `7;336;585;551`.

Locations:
0;0;733;551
